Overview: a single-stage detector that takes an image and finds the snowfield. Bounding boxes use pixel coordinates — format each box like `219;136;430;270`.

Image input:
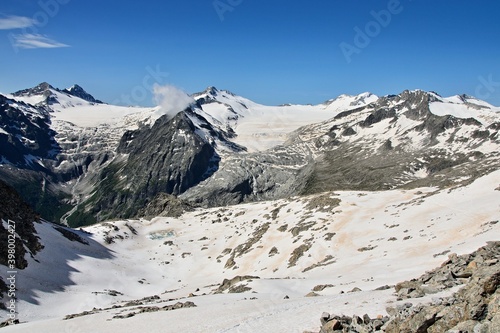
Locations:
2;169;499;332
1;85;500;332
194;89;378;152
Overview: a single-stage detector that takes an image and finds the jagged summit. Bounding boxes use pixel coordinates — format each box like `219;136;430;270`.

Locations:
13;82;55;99
192;86;240;105
12;82;103;106
63;84;103;104
203;86;219;96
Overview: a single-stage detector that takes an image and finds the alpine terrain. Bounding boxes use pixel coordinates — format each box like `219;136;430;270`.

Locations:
0;83;499;332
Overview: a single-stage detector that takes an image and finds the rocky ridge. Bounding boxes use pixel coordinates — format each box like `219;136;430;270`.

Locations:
182;90;500;207
1;84;499;226
0;180;43;310
318;241;500;333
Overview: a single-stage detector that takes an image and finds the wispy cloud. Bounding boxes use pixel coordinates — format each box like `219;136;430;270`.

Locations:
12;33;69;49
153;84;194;119
0;15;35;30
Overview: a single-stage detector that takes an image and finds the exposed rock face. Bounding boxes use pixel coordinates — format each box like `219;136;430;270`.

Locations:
0;94;59;168
62;85;103;104
299;90;499;194
0;180;43;270
214;275;260;294
0;179;43;310
180;145;315;207
137;192;195;218
182;90;500;207
80;111;219;222
318;242;500;333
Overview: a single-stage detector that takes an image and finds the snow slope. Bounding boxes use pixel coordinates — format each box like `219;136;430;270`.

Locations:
429;92;500;125
8;88;159;128
2;169;499;332
193;88;378;152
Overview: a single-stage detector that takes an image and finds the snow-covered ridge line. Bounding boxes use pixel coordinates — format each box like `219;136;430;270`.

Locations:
1;83;500;226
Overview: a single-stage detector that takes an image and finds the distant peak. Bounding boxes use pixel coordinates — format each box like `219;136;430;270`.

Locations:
12;82;55;97
206;86;218;92
200;86;219;97
62;84;103;104
202;86;238;97
67;84;84;92
324;92;376;106
36;82;54;90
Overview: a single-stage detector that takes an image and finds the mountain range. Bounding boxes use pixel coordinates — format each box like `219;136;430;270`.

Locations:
1;83;499;226
0;83;499;332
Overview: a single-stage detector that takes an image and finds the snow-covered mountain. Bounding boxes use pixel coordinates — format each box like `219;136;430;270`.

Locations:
193;86;378;152
0;167;499;332
0;83;499;332
0;83;499;226
180;89;500;207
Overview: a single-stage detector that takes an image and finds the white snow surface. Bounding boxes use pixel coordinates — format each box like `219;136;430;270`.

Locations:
1;86;500;331
7;89;160;128
1;170;499;333
195;90;378;152
429;93;500;125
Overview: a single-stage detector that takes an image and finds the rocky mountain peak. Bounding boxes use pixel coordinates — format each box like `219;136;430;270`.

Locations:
192;86;220;105
63;84;103;104
13;82;55;98
204;86;219;96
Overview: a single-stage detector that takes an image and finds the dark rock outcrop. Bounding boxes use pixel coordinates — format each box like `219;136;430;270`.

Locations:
62;85;103;104
137;192;195;218
0;94;59;168
0;180;43;270
214;275;260;294
318;242;500;333
81;111;219;222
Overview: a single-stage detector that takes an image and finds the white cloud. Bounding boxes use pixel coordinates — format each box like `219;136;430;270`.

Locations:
0;15;35;30
12;33;69;49
153;84;195;119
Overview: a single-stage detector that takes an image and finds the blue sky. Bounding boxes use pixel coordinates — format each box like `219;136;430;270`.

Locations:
1;0;500;106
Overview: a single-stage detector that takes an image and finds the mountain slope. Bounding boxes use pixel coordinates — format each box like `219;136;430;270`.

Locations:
1;83;160;222
1;83;379;225
0;83;499;331
296;90;500;193
0;84;499;226
193;87;378;152
74;111;220;223
180;90;500;207
0;94;59;168
0;168;498;332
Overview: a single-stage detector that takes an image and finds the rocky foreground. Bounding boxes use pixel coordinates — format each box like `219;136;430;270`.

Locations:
318;241;500;333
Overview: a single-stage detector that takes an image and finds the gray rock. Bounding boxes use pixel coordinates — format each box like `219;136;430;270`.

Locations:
318;242;500;333
320;312;331;325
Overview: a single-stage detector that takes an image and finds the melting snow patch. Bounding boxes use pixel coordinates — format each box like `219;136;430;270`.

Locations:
148;230;175;240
